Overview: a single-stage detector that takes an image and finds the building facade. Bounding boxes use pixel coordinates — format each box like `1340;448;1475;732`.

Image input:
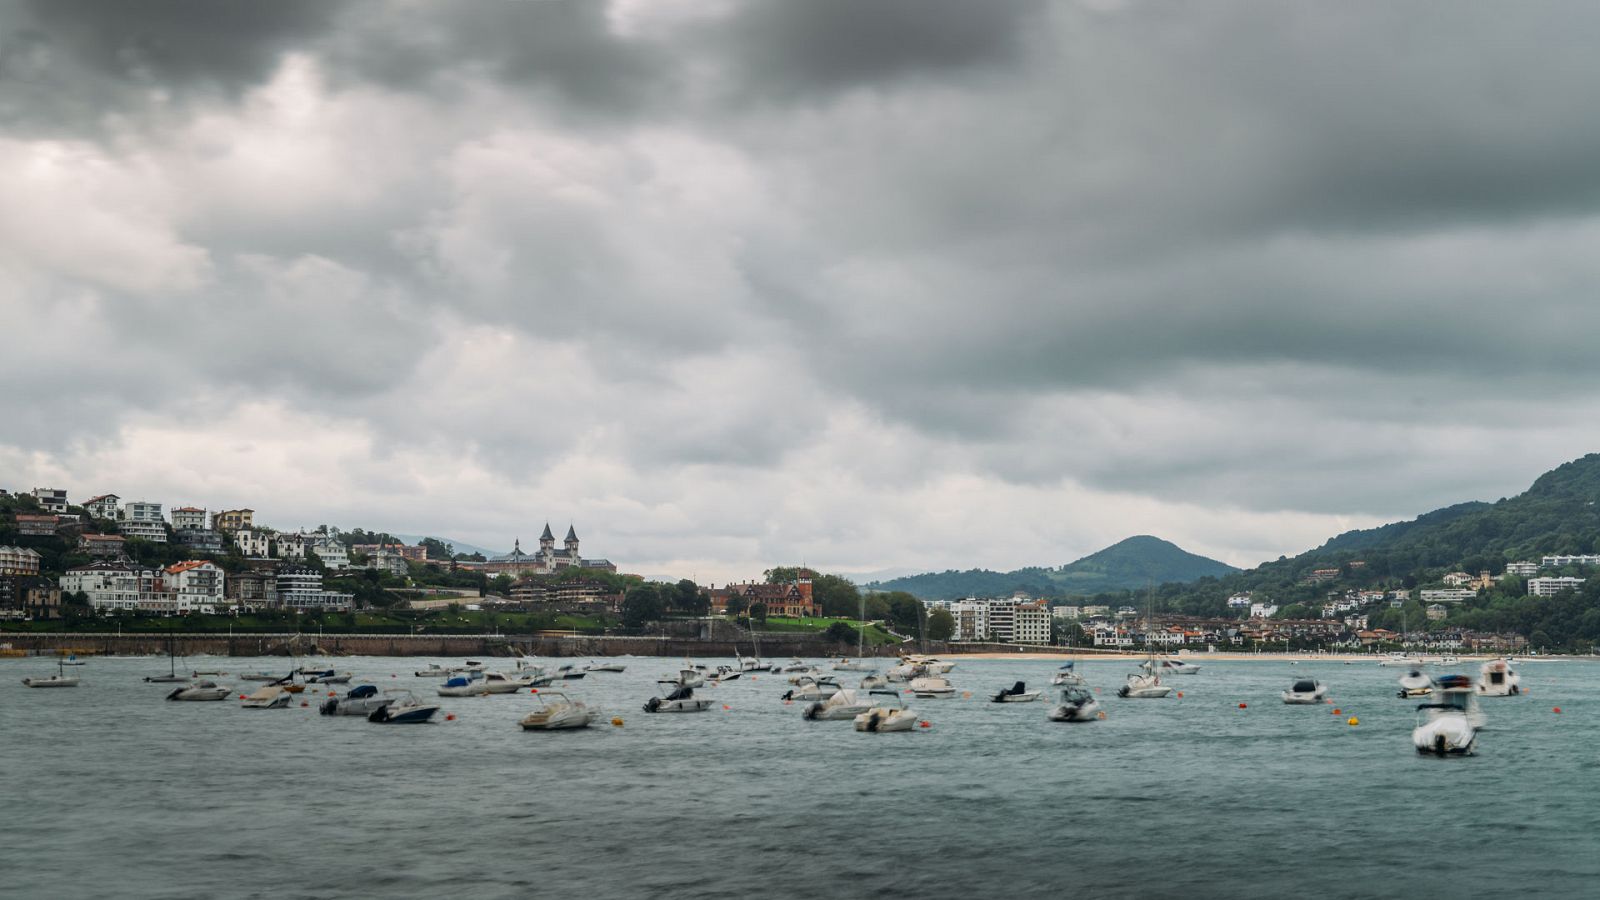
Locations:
0;545;42;575
1528;576;1586;598
170;506;208;531
83;494;121;520
212;509;254;533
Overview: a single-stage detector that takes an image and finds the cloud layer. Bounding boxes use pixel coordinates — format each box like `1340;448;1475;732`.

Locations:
6;1;1600;581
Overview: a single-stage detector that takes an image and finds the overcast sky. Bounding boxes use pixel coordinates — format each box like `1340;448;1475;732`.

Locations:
5;1;1600;581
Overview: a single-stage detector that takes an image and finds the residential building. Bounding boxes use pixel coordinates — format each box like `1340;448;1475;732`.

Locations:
1541;554;1600;568
1441;571;1474;587
20;577;62;620
510;578;624;609
276;567;355;611
226;570;278;608
118;519;168;543
1249;602;1278;618
16;514;58;536
708;572;820;618
949;599;990;642
368;549;410;577
61;561;155;611
162;561;226;614
78;534;127;558
1425;603;1448;621
1301;568;1340;584
1011;601;1051;644
1527;576;1586;598
1504;561;1540;578
0;546;42;575
1051;606;1082;620
212;509;254;534
1344;613;1369;630
31;488;68;512
1418;588;1477;603
352;543;428;562
1080;605;1110;617
174;529;225;554
170;506;208;531
123;500;163;523
83;494;121;520
234;529;271;558
1226;592;1252;609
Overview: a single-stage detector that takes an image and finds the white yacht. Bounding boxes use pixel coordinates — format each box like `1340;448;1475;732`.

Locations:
518;691;597;730
1477;659;1522;697
779;659;812;673
481;672;533;694
884;662;922;683
585;661;627;674
802;689;874;721
1397;669;1434;698
22;658;80;688
903;655;955;674
783;675;843;701
1051;662;1086;686
1157;657;1200;675
1282;679;1329;704
319;684;394;717
1413;675;1481;755
859;673;888;690
854;691;919;732
437;676;487;697
1047;686;1102;723
643;684;713;713
166;680;231;701
662;668;705;689
909;675;956;699
414;663;451;678
241;685;292;708
1378;653;1419;668
369;690;441;724
991;681;1042;703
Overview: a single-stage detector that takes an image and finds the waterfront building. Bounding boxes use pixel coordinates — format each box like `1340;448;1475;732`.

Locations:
0;546;42;575
234;529;271;558
161;561;226;614
226;570;278;608
170;506;208;531
83;494;121;520
510;577;624;609
1527;576;1586;598
709;572;821;618
276;567;354;611
212;509;254;534
61;560;155;611
31;487;68;512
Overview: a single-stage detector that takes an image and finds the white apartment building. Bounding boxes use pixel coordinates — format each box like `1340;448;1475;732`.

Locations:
1527;576;1586;598
123;500;164;523
1541;554;1600;568
1418;588;1477;603
0;546;42;575
1249;602;1278;618
61;561;155;611
32;488;68;512
234;529;271;558
1441;572;1474;586
1052;606;1082;620
949;599;990;642
277;568;355;611
1504;561;1540;578
1092;625;1133;647
1227;592;1252;609
170;506;208;531
162;561;225;614
118;520;168;543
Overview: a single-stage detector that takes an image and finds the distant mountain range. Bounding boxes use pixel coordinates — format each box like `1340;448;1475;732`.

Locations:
388;534;500;559
867;535;1239;600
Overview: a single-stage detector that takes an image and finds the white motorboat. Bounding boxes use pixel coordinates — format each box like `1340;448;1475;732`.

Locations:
414;664;451;678
305;670;353;684
1477;659;1521;697
884;662;922;683
585;661;627;673
369;690;441;724
643;684;713;713
1434;656;1461;667
831;658;875;672
60;655;86;666
241;685;292;709
909;675;956;699
166;680;231;701
991;681;1042;703
482;671;534;694
1282;679;1329;704
1051;662;1086;686
239;672;282;682
1397;669;1434;699
779;659;812;673
518;691;597;730
803;689;874;720
859;674;888;690
23;658;81;688
437;676;487;697
854;691;919;732
661;668;705;689
553;664;587;681
785;668;824;684
783;675;843;701
1413;676;1481;755
736;656;764;672
1116;659;1171;699
1157;657;1200;675
1378;653;1419;668
709;665;742;682
903;655;955;674
319;684;394;717
1047;685;1102;722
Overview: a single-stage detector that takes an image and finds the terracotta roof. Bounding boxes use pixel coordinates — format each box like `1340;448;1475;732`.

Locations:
166;560;214;574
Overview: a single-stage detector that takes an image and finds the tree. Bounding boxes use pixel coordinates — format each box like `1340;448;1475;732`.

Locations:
490;574;514;596
811;574;861;618
764;566;802;584
419;537;454;561
882;591;925;635
749;601;768;624
725;594;749;617
823;621;857;644
927;607;955;641
622;584;666;629
671;579;708;615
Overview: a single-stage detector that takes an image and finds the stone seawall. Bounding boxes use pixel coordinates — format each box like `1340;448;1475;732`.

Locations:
2;632;902;658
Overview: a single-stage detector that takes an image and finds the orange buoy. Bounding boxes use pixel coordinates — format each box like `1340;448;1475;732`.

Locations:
445;714;456;721
530;688;539;694
239;695;247;700
1238;702;1248;709
1346;716;1359;726
722;704;731;710
919;720;931;728
1332;708;1341;715
611;717;624;727
1554;707;1562;714
961;691;972;699
1176;692;1183;698
300;701;308;707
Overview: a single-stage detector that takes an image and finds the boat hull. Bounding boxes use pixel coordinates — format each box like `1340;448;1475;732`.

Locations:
22;676;80;688
1048;701;1101;722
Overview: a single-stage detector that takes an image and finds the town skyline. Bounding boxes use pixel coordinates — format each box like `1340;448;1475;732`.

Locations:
11;3;1600;584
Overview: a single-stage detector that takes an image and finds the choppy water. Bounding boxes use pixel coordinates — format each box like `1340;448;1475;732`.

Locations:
2;655;1597;899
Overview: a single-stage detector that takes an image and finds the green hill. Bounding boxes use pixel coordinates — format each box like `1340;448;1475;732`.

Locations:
867;535;1238;600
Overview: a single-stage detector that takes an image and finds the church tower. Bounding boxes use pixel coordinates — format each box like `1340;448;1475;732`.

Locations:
564;525;579;559
539;522;555;555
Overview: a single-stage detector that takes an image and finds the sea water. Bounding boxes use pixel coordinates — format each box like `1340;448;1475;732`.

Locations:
2;656;1597;899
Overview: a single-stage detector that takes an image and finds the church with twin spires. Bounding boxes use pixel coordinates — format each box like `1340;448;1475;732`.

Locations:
485;523;616;576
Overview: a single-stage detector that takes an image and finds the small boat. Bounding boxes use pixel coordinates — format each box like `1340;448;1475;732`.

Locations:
710;665;742;682
1397;669;1434;699
369;690;441;724
518;690;598;730
909;675;956;699
437;676;487;697
1434;655;1461;667
661;668;705;689
1051;662;1086;686
191;670;224;677
1282;679;1329;704
832;658;875;673
782;675;843;701
241;685;291;709
779;658;812;673
854;691;918;732
1378;653;1419;668
304;670;353;684
884;662;921;683
1047;685;1102;722
991;681;1042;703
643;684;713;713
1116;669;1170;699
238;672;281;682
1413;676;1481;755
145;631;186;682
1477;659;1522;697
414;664;451;678
859;674;888;690
903;654;955;674
320;684;394;717
60;655;86;666
803;689;874;721
736;656;764;672
166;680;231;701
1157;657;1200;674
585;661;627;673
22;658;81;688
481;672;533;694
553;664;587;681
